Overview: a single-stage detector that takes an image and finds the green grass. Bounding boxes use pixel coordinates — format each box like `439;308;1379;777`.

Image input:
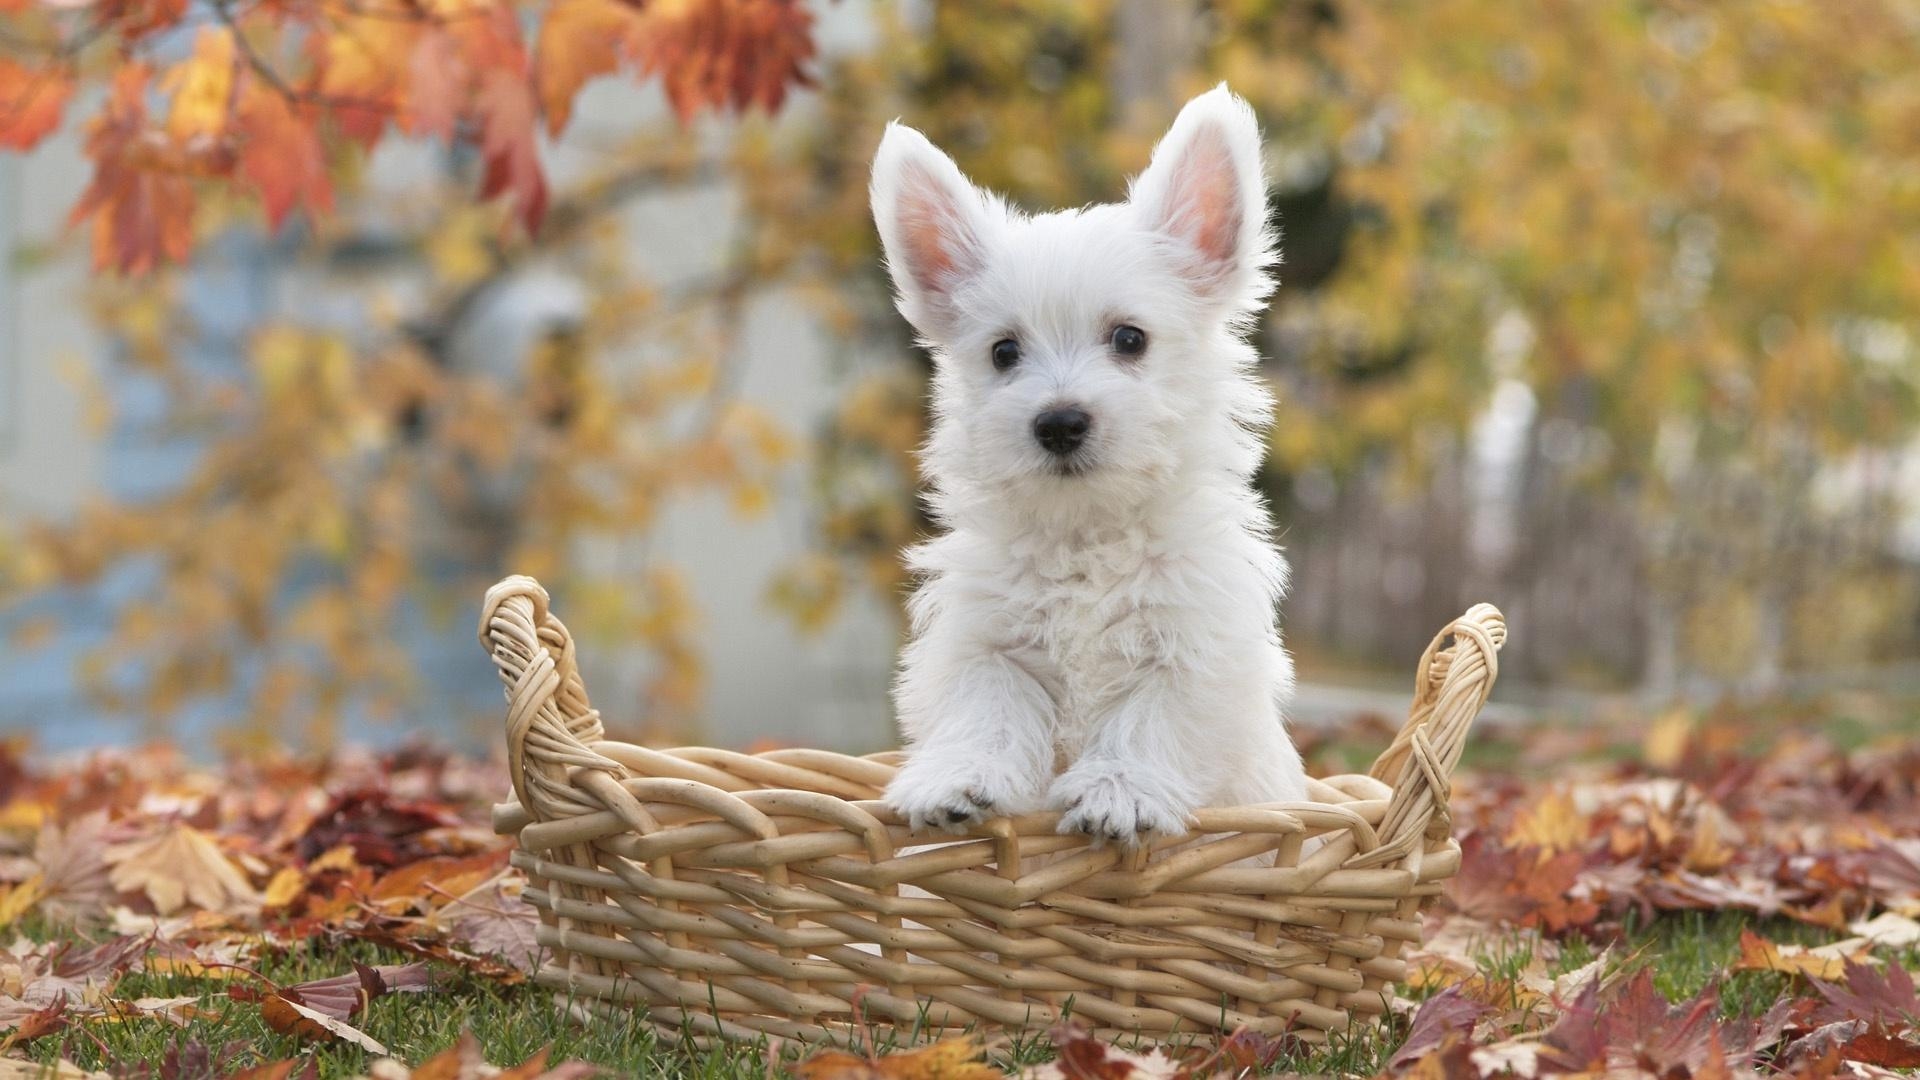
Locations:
14;911;1888;1078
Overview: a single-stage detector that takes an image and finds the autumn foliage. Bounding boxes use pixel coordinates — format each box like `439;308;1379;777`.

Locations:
0;713;1909;1073
0;0;814;271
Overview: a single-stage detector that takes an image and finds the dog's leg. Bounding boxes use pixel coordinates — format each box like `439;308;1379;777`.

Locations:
1050;660;1305;846
886;636;1055;834
1048;669;1207;845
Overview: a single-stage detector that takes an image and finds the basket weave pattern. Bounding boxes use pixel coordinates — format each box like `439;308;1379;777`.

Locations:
484;575;1505;1045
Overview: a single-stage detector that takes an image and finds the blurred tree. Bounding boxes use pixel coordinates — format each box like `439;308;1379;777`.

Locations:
1229;0;1920;690
5;0;1918;747
0;0;816;745
759;0;1920;694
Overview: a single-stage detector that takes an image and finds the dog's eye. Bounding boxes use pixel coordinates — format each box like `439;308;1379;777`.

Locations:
991;339;1021;371
1111;325;1148;357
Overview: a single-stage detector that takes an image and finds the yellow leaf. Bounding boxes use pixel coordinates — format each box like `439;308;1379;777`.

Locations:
163;28;236;143
1643;708;1695;771
1682;805;1737;873
262;867;306;910
425;208;495;287
0;873;44;927
309;845;361;875
0;799;45;833
1505;789;1587;856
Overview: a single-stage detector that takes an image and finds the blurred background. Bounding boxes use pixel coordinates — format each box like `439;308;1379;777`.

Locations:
2;0;1917;756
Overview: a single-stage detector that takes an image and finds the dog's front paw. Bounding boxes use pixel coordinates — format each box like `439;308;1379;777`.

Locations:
1049;766;1194;847
885;752;1040;834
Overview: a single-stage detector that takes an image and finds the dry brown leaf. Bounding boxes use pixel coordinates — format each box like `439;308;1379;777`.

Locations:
263;993;388;1055
32;812;114;926
104;822;260;916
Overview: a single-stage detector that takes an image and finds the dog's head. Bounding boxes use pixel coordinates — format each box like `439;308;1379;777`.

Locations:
871;86;1275;519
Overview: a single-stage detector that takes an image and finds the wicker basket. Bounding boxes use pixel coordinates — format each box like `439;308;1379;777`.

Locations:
484;574;1505;1047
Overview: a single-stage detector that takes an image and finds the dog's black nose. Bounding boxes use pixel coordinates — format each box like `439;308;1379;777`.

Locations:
1033;408;1091;456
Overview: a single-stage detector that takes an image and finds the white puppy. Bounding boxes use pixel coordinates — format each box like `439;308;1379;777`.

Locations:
872;86;1307;848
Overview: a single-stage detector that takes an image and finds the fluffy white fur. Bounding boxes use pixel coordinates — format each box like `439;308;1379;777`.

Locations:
871;85;1307;847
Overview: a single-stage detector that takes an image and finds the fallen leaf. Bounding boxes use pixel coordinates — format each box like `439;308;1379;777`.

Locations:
797;1036;1004;1080
1018;1027;1188;1080
1736;929;1862;982
104;820;262;916
1851;913;1920;951
1392;986;1492;1069
1811;961;1920;1028
262;866;307;910
367;851;507;914
442;874;541;971
0;875;43;928
32;812;114;926
1642;708;1696;772
1506;790;1588;856
0;993;68;1051
262;994;388;1055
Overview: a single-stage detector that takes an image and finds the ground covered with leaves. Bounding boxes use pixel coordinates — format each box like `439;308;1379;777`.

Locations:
0;711;1918;1078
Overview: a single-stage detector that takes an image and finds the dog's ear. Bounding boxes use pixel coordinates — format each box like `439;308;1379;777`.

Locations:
1129;85;1274;304
871;122;1001;338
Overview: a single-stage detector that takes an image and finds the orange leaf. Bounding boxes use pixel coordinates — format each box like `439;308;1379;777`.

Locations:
235;84;333;227
310;16;411;146
1733;928;1859;981
632;0;816;122
68;65;198;274
534;0;641;134
795;1038;1002;1080
0;61;75;151
367;850;507;913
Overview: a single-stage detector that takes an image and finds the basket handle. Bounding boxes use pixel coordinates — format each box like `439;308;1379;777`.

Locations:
1344;603;1506;870
479;575;630;823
